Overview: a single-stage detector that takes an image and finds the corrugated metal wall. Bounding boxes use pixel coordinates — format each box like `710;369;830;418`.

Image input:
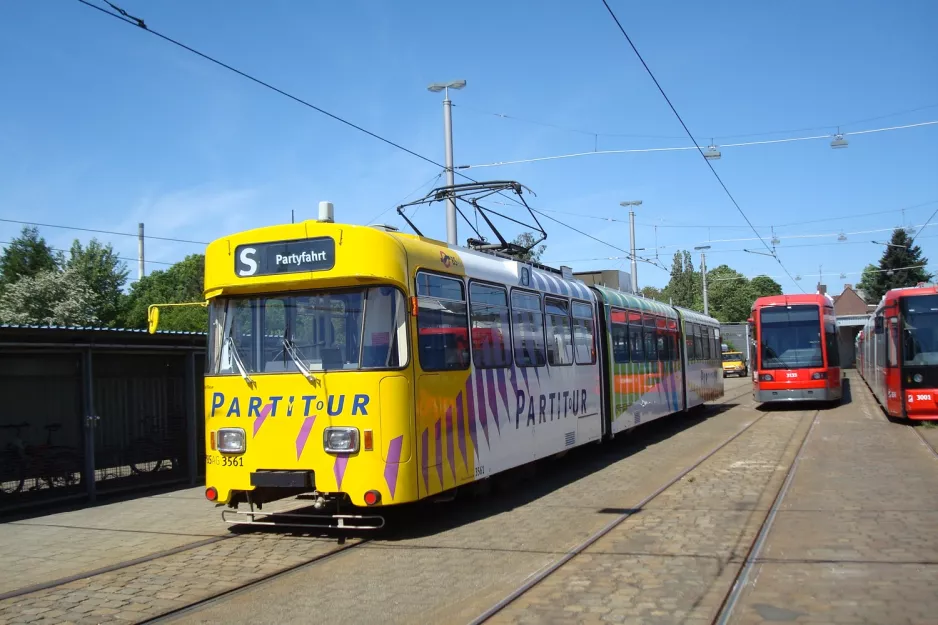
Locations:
0;338;204;513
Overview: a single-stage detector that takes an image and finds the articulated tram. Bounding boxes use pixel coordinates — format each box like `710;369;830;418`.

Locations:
857;285;938;420
184;218;723;527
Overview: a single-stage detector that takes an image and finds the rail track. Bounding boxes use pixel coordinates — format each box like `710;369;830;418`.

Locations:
467;405;820;625
1;383;757;623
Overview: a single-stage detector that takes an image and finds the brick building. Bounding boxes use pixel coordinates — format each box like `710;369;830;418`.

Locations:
825;283;873;368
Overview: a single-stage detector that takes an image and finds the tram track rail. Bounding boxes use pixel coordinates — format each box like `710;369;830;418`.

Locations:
1;384;755;623
467;401;806;625
910;424;938;460
710;410;819;625
141;537;369;624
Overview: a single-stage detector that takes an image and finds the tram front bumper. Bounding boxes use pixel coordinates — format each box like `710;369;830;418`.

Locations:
755;387;838;402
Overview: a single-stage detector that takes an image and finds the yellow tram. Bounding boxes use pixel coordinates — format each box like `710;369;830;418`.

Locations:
149;203;724;529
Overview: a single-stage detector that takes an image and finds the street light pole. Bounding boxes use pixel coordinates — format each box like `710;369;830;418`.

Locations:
620;200;643;293
695;245;711;316
428;80;467;245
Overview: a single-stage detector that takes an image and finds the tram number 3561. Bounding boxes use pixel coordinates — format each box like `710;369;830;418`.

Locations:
907;394;933;403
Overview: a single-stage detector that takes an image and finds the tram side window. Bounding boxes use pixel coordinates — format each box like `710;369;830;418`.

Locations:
629;312;645;363
875;317;887;368
693;324;703;360
469;283;511;369
685;323;696;360
610;309;629;364
512;291;547;367
572;301;596;365
886;319;898;368
656;328;668;362
416;272;469;371
545;297;574;366
643;316;658;362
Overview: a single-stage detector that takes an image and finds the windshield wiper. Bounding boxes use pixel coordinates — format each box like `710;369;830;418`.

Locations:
283;338;317;383
225;336;254;385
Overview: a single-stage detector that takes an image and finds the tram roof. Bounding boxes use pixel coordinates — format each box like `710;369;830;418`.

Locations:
673;306;721;326
591;286;678;319
751;293;834;310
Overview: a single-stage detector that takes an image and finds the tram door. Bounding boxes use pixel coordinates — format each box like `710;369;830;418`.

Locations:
413;271;474;499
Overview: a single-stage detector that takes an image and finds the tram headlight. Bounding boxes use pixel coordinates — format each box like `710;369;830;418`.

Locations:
324;427;360;454
914;373;924;383
216;428;246;454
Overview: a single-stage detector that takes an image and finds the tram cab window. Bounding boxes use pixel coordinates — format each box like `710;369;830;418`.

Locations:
545;297;574;366
610;309;629;364
416;273;470;372
210;286;407;375
469;283;511;369
572;301;596;365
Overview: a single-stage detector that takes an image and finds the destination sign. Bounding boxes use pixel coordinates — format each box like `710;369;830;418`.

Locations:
234;237;335;277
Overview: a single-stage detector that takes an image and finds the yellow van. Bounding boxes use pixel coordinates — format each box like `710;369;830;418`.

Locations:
721;351;747;377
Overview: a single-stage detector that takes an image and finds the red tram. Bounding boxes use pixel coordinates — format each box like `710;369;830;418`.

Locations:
857;284;938;420
750;293;843;404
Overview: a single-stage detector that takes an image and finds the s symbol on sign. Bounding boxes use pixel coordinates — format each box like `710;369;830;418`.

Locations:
238;247;258;276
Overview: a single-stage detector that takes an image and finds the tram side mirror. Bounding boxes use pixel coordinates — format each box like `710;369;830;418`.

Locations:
873;315;884;334
147;305;161;334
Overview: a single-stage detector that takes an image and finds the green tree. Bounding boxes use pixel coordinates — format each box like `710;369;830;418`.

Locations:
861;228;933;302
706;265;753;323
856;264;879;301
66;238;129;327
641;285;663;301
0;267;97;326
511;232;546;263
750;275;783;298
0;226;60;287
122;254;207;332
662;250;700;309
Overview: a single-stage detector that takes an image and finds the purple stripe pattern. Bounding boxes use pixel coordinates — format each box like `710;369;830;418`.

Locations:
421;428;429;493
333;454;349;490
496;369;509;419
456;392;468;471
383;435;403;500
445;407;456;481
485;369;499;432
253;403;273;437
475;372;490;448
464;377;479;454
434;419;443;489
294;415;316;460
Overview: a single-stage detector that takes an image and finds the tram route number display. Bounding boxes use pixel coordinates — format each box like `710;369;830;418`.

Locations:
235;237;336;277
206;454;244;467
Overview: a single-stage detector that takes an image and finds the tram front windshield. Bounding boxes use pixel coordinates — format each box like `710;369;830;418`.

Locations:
209;286;407;375
902;294;938;366
759;305;823;370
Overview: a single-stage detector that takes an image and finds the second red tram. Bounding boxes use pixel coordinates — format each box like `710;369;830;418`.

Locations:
750;293;843;404
857;284;938;420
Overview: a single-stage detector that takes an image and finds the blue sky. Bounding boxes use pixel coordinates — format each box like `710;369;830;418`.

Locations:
1;0;936;295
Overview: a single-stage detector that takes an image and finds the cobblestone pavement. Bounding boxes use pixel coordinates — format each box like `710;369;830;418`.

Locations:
728;373;938;625
0;379;754;624
166;379;758;625
0;487;227;595
478;397;815;625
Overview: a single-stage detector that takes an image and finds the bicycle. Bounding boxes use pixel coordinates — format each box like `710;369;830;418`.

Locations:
0;422;82;495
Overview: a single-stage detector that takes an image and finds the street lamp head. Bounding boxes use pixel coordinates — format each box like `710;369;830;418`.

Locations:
427;80;467;92
619;200;642;207
694;245;711;251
